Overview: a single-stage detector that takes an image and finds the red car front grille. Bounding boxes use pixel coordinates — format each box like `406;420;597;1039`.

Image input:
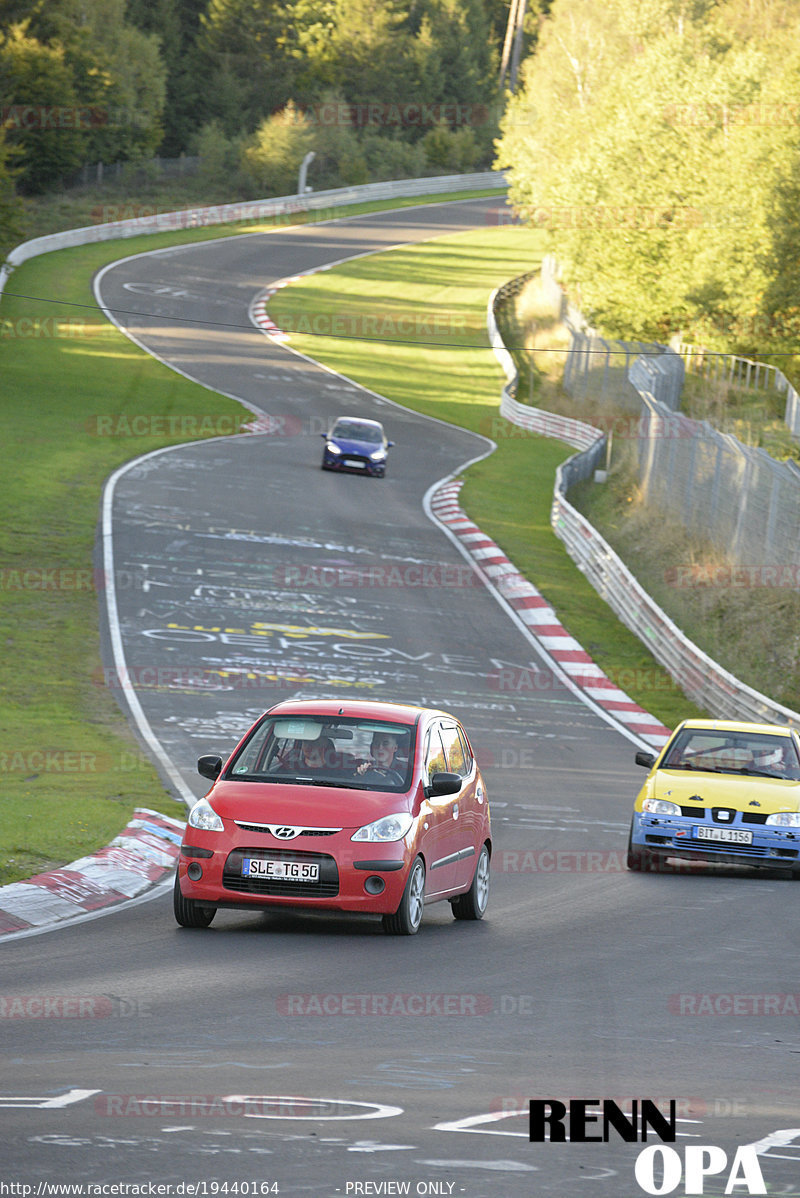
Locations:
234;823;338;836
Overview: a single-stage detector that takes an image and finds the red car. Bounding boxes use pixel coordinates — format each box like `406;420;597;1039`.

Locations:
174;699;491;935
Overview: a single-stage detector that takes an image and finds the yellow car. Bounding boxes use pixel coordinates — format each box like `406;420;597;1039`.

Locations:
628;719;800;873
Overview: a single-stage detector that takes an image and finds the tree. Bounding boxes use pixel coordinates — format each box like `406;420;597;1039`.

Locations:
44;0;167;164
0;2;166;191
422;120;479;171
0;23;86;192
287;0;419;106
123;0;205;155
197;0;298;133
494;0;800;350
0;128;25;256
240;100;315;195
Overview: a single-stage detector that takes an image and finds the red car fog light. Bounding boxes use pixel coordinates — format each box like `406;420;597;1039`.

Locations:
187;862;204;881
363;875;385;896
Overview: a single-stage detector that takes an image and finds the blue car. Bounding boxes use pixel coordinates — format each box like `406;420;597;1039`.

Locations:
321;417;394;477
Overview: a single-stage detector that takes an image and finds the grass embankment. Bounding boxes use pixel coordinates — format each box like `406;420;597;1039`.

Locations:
0;188;503;886
680;371;800;463
494;278;800;712
569;453;800;712
265;227;706;729
493;272;571;409
1;244;239;885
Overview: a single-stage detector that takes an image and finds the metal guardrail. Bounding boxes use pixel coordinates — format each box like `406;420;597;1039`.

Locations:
635;393;800;569
673;340;800;437
564;329;684;413
0;171;507;302
539;259;800;569
551;452;800;726
628;352;685;412
487;283;800;728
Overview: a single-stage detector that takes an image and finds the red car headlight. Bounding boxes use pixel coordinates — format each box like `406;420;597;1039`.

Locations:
187;798;224;832
351;813;413;842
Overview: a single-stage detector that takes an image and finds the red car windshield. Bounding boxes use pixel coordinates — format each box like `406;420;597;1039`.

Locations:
226;715;415;792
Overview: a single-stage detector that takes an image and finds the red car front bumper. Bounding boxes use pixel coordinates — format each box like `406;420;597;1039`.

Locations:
178;825;414;915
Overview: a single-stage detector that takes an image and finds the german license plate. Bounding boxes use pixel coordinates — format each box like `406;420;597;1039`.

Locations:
344;459;365;468
243;858;319;881
694;827;752;845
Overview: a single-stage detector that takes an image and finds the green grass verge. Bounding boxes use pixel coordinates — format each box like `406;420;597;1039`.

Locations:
264;226;707;730
0;188;503;886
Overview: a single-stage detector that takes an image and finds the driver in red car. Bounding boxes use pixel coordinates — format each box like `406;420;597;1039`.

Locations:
356;732;404;778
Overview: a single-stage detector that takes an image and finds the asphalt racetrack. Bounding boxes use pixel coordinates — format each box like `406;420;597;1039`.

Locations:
2;198;799;1197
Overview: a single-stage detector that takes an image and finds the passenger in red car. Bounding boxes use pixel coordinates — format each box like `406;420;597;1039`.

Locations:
298;737;338;769
270;736;338;772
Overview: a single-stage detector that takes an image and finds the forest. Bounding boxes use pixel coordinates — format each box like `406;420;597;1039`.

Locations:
1;0;800;364
0;0;526;231
495;0;800;359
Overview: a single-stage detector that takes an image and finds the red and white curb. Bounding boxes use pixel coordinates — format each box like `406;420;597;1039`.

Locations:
0;808;185;937
250;278;298;342
429;480;671;749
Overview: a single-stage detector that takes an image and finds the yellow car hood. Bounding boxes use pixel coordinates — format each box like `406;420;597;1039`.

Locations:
653;768;800;814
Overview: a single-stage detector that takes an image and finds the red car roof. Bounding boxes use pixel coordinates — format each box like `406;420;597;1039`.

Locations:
263;698;445;724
